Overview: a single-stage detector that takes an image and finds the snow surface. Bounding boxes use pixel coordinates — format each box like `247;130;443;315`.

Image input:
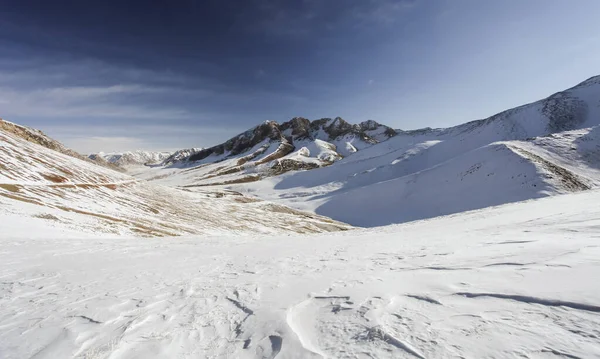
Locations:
1;190;600;358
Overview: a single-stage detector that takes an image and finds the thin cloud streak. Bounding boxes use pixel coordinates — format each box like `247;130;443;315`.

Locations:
0;86;194;120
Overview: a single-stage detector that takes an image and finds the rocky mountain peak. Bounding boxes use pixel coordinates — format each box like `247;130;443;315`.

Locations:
280;117;311;139
185;117;397;164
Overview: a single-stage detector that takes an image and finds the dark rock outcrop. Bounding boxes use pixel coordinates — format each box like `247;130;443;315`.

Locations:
184;117;396;165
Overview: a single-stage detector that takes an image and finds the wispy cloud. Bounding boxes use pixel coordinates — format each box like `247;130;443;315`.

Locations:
351;0;419;27
0;57;317;151
0;85;193;120
237;0;419;37
0;58;221;121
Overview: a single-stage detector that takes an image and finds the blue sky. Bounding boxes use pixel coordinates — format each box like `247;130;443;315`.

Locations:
1;0;599;153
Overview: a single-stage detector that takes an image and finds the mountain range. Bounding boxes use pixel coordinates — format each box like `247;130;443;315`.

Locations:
0;118;350;236
2;75;600;359
128;75;600;227
3;75;599;230
89;150;172;167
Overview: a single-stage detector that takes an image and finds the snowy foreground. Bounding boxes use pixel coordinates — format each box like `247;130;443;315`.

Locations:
2;191;600;358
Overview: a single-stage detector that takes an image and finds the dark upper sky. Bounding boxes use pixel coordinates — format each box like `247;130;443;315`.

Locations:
1;0;599;152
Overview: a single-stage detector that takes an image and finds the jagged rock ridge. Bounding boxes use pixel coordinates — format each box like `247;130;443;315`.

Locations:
186;117;396;164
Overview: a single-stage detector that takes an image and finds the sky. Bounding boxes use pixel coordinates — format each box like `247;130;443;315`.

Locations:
1;0;599;153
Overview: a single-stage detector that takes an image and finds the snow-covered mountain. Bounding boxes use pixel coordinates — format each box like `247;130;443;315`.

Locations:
129;118;396;189
151;117;396;182
89;150;172;167
161;147;204;166
182;117;396;164
141;75;600;227
0;123;351;236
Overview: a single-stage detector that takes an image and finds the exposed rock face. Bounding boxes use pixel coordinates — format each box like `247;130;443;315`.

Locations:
189;121;283;162
280;117;311;139
184;117;396;164
269;158;320;176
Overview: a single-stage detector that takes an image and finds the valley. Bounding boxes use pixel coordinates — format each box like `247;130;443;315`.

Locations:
1;75;600;358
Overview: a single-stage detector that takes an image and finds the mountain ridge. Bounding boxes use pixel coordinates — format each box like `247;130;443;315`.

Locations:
135;74;600;227
183;117;396;164
0;123;351;235
0;118;124;172
89;150;172;167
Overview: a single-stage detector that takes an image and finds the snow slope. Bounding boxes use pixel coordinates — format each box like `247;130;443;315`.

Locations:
0;118;122;172
1;190;599;358
0;125;351;236
214;75;600;226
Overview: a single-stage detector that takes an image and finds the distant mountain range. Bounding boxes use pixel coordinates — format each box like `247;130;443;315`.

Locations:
89;150;172;167
2;75;600;229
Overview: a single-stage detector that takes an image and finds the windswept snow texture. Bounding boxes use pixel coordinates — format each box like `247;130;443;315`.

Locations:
2;191;600;358
220;75;600;226
0;126;351;236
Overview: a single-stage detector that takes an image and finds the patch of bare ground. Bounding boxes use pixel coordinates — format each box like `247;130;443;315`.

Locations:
181;163;211;173
260;203;342;226
510;145;591;191
0;191;46;206
30;156;60;169
26;187;67;199
261;203;311;216
312;222;351;232
0;184;20;193
269;159;320;176
183;175;262;187
55;205;179;237
214;166;244;176
234;196;262;203
40;173;69;183
33;213;60;221
203;165;228;176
